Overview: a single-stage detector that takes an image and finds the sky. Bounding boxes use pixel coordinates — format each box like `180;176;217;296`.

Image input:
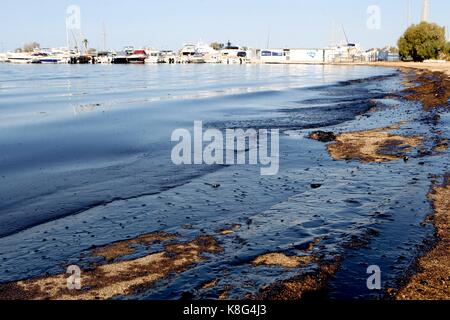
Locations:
1;0;450;52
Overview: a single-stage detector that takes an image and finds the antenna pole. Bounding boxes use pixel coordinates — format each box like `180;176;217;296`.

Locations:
102;22;107;51
342;25;349;44
407;0;412;27
421;0;429;22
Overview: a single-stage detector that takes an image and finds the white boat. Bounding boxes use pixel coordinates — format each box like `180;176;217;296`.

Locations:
96;51;114;64
194;43;219;63
220;46;248;64
180;44;196;56
159;50;177;64
144;49;160;64
31;51;61;64
6;52;34;64
0;53;7;63
50;49;73;64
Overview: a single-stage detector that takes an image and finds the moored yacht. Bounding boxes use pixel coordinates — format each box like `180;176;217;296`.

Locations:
31;51;60;64
159;50;177;64
144;49;160;64
111;52;129;64
97;51;114;64
127;49;147;64
6;52;34;64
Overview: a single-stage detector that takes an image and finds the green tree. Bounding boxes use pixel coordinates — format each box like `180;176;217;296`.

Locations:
210;42;224;51
441;42;450;61
22;42;40;52
82;39;89;52
445;42;450;55
398;22;446;62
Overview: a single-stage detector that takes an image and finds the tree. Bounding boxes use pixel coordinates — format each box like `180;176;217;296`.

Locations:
210;42;224;51
442;42;450;61
82;39;89;52
22;42;40;52
398;22;446;62
444;42;450;55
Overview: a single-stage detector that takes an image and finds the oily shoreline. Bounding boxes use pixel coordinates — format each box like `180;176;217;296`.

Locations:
395;174;450;300
310;66;449;300
0;65;448;301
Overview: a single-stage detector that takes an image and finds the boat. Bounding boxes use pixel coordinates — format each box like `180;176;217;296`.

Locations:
111;52;129;64
77;55;92;64
180;44;196;56
159;50;177;64
31;51;61;64
6;52;34;64
220;45;248;64
188;53;207;64
127;49;147;64
194;43;219;63
144;49;160;64
97;51;114;64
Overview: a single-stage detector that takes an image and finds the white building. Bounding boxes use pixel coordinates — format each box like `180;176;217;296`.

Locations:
258;44;369;64
259;48;330;63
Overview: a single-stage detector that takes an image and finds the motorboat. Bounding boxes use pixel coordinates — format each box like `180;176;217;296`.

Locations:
127;49;147;64
6;52;34;64
97;51;114;64
159;51;177;64
111;52;129;64
144;49;160;64
31;51;60;64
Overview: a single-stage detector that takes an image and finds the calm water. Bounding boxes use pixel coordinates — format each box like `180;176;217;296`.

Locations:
0;64;442;299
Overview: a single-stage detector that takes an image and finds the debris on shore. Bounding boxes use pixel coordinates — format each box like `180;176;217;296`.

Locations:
396;174;450;300
253;253;313;268
310;125;422;163
403;70;450;111
0;235;223;300
255;259;341;300
91;231;176;262
308;131;337;143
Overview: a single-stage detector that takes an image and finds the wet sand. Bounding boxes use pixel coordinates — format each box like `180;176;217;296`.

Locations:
311;65;450;300
373;65;449;301
396;175;450;300
367;61;450;76
0;235;222;300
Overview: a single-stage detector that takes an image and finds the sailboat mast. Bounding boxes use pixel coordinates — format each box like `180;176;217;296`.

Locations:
102;23;107;51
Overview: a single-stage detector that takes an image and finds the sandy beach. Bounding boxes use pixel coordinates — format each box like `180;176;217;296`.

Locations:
367;61;450;76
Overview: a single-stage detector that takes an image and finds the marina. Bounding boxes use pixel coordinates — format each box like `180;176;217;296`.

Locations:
0;42;400;65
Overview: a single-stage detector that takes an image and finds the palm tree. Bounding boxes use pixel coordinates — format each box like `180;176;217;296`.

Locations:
82;39;89;52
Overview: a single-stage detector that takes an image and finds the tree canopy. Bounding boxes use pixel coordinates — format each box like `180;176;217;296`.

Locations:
398;22;446;62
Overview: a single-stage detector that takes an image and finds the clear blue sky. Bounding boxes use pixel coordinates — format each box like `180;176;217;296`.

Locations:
1;0;450;51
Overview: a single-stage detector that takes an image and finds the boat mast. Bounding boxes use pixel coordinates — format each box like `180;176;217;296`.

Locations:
102;22;107;51
342;25;349;45
421;0;429;22
406;0;412;27
266;25;271;49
